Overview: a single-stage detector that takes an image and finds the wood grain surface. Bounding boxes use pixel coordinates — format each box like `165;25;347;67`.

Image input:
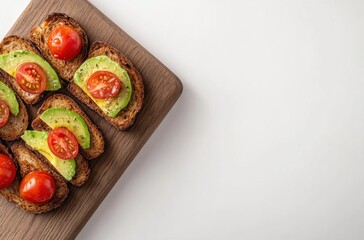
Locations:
0;0;182;239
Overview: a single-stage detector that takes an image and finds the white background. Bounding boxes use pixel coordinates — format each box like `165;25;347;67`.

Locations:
1;0;364;239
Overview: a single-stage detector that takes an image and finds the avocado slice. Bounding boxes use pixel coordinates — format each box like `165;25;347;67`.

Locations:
39;108;91;149
0;50;61;91
0;81;19;116
21;130;76;181
73;55;132;117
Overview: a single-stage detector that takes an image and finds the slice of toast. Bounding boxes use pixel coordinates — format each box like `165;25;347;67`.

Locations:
0;142;69;214
30;13;89;82
0;35;45;104
0;69;28;141
31;94;104;160
68;42;144;130
23;141;90;187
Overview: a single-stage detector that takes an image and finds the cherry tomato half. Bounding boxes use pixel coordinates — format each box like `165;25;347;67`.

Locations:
48;25;82;61
86;71;121;99
0;153;16;189
0;99;9;128
20;171;56;205
48;128;79;160
16;62;47;94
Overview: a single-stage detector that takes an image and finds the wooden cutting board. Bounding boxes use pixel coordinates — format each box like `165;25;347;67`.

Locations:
0;0;182;239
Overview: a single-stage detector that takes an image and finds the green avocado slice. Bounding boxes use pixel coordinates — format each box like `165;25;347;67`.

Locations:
21;130;76;181
0;81;19;116
39;108;91;149
0;50;61;91
73;55;132;117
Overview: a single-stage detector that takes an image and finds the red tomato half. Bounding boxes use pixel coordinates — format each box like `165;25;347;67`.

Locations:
16;62;47;94
47;128;79;160
20;171;56;205
0;153;16;189
0;99;9;128
48;25;82;60
86;71;121;99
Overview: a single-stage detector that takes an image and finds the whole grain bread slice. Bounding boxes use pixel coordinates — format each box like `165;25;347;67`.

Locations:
68;41;144;130
0;142;69;214
23;141;90;187
0;35;45;104
31;94;104;160
30;13;88;81
0;69;28;141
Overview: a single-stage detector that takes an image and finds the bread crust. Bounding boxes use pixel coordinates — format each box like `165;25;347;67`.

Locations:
68;41;144;130
30;13;89;81
0;142;69;214
0;69;28;141
0;35;41;55
0;35;45;104
31;94;104;160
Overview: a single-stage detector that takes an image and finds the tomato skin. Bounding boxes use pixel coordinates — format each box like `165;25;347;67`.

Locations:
16;62;47;94
86;71;121;99
0;99;9;128
48;25;82;61
48;128;79;160
0;154;16;189
20;171;56;205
